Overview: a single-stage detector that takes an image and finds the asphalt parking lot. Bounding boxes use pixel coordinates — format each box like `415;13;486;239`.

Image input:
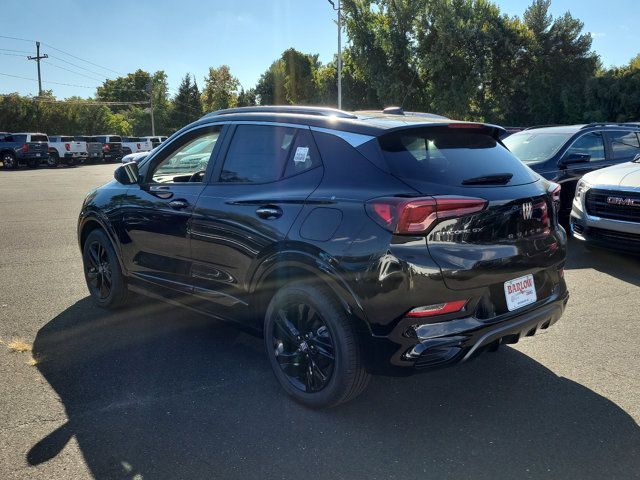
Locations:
0;164;638;480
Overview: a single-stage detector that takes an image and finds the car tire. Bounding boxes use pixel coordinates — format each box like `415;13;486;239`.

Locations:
47;152;59;168
66;157;78;167
264;282;370;408
82;229;129;309
2;152;17;169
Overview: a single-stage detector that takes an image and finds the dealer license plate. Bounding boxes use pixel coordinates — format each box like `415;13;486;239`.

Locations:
504;274;536;311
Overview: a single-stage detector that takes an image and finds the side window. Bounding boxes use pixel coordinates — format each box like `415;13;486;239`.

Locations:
219;125;321;183
150;127;221;183
565;132;605;162
220;125;295;183
609;131;640;159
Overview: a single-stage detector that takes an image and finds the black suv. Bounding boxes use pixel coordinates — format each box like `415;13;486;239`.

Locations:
78;106;568;407
503;123;640;222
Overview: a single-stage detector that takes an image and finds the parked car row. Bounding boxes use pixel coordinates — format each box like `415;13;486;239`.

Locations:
0;132;167;169
503;122;640;253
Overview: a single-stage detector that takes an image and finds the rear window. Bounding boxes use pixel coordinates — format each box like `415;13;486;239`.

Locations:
94;136;107;143
13;134;27;143
503;132;572;163
60;136;74;142
109;136;122;142
30;135;48;142
379;129;539;187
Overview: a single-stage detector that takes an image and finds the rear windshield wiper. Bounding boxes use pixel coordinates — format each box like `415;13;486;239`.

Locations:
461;173;513;185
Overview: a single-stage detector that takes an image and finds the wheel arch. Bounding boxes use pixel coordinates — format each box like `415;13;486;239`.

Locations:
78;212;127;273
249;249;372;338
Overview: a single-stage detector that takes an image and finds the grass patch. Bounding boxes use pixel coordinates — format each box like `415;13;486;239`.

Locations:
7;339;32;353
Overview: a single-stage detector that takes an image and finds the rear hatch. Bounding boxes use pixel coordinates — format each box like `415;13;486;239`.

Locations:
107;136;123;154
377;125;565;294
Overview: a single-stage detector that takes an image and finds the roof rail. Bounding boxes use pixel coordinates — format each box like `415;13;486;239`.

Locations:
383;106;404;115
523;125;559;131
202;105;358;119
581;122;640;129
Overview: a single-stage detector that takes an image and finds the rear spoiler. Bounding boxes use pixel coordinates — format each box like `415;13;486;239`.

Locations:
382;122;507;141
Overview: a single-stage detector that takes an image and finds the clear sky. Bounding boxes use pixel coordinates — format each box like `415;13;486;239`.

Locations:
0;0;638;99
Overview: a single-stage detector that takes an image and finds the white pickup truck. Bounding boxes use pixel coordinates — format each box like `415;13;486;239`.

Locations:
47;136;86;167
121;137;153;156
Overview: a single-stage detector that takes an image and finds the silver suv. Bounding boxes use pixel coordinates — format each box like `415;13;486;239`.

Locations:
571;153;640;253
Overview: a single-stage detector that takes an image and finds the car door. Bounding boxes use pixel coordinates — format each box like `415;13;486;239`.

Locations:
119;124;225;299
556;130;607;216
605;130;640;169
189;123;323;324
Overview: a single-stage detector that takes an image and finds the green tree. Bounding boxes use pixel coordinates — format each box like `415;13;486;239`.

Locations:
255;60;287;105
171;73;203;130
237;87;257;107
201;65;239;112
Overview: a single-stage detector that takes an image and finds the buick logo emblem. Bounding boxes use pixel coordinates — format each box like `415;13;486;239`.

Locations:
607;196;640;207
522;202;533;220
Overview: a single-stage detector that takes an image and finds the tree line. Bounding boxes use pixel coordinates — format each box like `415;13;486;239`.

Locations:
1;0;638;136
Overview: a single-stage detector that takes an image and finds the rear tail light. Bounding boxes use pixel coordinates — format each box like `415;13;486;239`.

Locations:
406;300;468;318
137;143;141;149
64;143;70;151
366;196;487;235
102;144;110;152
21;143;29;153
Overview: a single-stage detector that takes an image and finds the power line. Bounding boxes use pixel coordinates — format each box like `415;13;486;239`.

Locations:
0;34;34;43
0;93;149;106
0;71;95;89
0;52;25;57
42;60;105;83
47;54;110;79
42;42;123;76
0;47;32;54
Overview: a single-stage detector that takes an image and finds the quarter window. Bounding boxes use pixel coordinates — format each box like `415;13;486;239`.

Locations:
220;125;320;183
609;131;640;159
565;132;605;162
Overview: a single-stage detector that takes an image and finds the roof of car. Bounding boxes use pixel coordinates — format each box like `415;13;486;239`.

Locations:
519;123;640;135
196;106;505;137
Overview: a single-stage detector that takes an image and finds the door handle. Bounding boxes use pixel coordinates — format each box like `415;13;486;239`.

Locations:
255;206;283;220
168;199;189;210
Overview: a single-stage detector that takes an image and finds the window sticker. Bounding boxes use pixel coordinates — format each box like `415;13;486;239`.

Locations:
293;146;309;164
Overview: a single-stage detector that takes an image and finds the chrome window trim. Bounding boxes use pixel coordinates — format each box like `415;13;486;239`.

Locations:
310;126;374;147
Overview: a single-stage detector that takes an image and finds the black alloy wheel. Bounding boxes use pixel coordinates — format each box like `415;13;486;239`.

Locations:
82;229;129;308
265;283;370;408
85;240;112;300
271;302;336;393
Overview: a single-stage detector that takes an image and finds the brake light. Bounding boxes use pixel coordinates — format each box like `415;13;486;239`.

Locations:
447;123;484;129
137;143;141;149
366;196;487;235
102;144;110;152
21;143;29;153
64;143;70;151
406;300;468;318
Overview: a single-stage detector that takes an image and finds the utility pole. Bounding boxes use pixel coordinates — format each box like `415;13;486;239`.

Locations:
146;81;155;135
27;41;48;97
328;0;342;109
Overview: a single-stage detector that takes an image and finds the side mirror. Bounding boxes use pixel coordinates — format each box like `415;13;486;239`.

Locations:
114;161;139;185
633;153;640;163
559;152;590;167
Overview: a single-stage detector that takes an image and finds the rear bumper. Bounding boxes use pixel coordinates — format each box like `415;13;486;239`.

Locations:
364;288;568;375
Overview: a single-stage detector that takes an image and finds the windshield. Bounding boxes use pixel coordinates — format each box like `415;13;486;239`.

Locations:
503;132;572;163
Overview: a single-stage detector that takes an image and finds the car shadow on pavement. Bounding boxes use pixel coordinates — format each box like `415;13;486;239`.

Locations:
28;296;640;480
565;237;640;287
